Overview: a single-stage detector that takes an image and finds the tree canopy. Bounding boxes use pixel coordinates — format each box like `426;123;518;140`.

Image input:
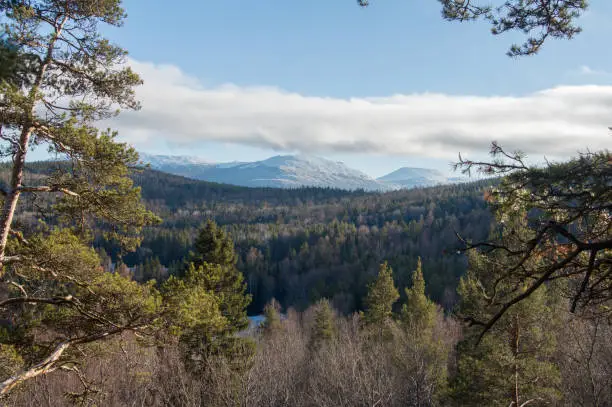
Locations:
364;262;399;326
455;144;611;340
0;0;164;395
359;0;588;56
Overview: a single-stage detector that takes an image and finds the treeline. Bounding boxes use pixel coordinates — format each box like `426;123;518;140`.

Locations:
1;162;494;314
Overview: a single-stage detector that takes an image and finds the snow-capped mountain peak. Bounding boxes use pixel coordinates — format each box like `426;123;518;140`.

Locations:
140;153;392;191
138;152;459;191
139;152;211;167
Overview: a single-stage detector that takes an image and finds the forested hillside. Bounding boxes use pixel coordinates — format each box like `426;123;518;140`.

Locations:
129;169;492;313
2;1;609;406
1;162;493;314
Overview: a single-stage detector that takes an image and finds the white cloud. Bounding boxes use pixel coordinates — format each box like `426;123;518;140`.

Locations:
105;60;612;160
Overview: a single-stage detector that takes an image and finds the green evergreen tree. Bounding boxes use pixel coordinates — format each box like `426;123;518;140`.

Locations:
308;298;336;351
262;298;282;336
364;262;399;326
190;220;236;269
0;1;226;396
455;146;611;333
178;221;252;372
452;251;562;407
401;257;437;335
362;0;587;56
192;221;250;330
398;257;449;406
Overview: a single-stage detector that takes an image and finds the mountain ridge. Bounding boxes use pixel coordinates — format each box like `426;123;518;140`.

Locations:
140;153;459;191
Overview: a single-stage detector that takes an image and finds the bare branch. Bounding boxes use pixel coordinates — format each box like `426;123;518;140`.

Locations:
571;250;598;313
0;296;74;308
9;281;27;297
18;185;79;197
477;249;581;344
9;229;29;246
0;255;22;264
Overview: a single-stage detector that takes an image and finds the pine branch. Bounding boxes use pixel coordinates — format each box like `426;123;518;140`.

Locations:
18;185;79;197
0;325;144;395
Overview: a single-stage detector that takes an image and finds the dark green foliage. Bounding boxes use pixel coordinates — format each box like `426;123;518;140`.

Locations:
0;38;38;89
365;262;399;326
190;220;250;331
132;256;164;282
400;257;437;335
130;169;493;314
456;146;612;335
262;299;282;336
397;258;449;405
174;220;252;373
4;162;494;315
190;219;237;270
0;0;172;395
452;251;562;406
362;0;588;56
162;262;252;375
309;298;336;351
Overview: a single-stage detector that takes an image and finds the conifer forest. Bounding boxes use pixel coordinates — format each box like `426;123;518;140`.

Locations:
0;0;610;406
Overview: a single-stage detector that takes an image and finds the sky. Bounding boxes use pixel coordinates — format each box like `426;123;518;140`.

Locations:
98;0;612;178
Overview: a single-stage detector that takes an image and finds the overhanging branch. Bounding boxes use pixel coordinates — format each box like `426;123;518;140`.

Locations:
18;185;79;197
0;325;143;395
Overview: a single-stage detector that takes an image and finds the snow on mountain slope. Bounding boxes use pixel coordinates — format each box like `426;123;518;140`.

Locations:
139;153;463;191
140;153;393;191
139;153;212;167
377;167;451;188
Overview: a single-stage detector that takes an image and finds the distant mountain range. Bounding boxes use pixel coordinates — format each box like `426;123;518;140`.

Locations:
139;153;462;191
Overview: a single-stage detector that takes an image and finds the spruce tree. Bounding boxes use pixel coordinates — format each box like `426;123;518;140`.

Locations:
190;220;236;269
364;262;399;326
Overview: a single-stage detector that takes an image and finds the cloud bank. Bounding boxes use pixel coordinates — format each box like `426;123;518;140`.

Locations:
107;60;612;160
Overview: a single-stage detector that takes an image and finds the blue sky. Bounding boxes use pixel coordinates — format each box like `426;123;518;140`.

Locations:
100;0;612;177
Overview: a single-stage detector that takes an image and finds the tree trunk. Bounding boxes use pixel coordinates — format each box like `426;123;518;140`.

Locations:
0;127;31;264
513;315;520;407
0;16;67;270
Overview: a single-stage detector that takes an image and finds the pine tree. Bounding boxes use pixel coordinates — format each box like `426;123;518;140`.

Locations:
309;298;336;351
188;221;250;331
362;0;587;56
455;146;611;334
397;257;448;406
178;220;252;372
364;262;399;326
452;252;562;407
0;1;203;395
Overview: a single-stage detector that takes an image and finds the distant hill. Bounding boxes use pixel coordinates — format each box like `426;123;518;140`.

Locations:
140;153;395;191
377;167;461;188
